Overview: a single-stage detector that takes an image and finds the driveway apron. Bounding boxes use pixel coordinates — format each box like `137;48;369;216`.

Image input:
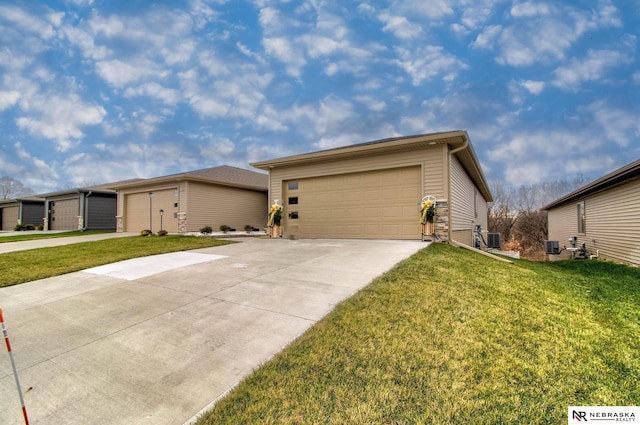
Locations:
0;238;426;425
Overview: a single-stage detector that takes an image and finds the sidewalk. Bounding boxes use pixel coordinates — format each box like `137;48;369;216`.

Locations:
0;238;426;425
0;232;139;254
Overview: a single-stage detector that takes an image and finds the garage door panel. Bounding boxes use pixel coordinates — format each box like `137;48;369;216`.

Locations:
50;199;78;230
284;166;421;239
125;189;179;232
2;206;19;230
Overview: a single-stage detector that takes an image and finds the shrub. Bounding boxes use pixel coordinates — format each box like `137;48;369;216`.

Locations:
244;225;253;233
157;230;168;236
200;226;213;234
140;229;152;236
14;224;36;231
219;225;231;233
37;224;44;231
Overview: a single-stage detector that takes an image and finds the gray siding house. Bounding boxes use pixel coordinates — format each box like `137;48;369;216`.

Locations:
40;188;117;231
542;158;640;266
0;197;45;230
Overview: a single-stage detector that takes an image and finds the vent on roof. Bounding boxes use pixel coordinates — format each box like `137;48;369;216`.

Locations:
544;240;561;255
487;233;501;249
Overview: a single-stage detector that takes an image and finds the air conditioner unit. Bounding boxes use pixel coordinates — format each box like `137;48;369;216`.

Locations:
544;240;560;255
487;233;501;249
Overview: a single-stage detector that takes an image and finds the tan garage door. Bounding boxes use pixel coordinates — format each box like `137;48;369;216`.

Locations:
283;166;422;239
125;189;179;233
2;206;19;230
50;199;79;230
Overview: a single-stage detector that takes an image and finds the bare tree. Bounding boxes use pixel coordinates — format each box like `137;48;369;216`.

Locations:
0;176;34;200
512;210;548;260
488;177;589;260
487;180;518;242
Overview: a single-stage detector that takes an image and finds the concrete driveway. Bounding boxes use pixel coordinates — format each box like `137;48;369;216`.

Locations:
0;238;426;425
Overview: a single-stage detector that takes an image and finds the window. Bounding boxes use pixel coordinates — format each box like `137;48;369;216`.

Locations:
287;181;298;190
577;201;586;233
288;197;298;205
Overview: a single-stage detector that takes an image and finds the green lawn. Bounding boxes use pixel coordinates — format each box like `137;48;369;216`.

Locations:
0;230;113;243
0;235;233;287
198;243;640;424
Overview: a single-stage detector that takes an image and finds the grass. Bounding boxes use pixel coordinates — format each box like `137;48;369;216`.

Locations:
0;230;113;243
197;243;640;424
0;235;233;287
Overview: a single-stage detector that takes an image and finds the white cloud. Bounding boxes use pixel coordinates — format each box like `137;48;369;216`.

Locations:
0;4;59;40
124;83;181;105
10;142;60;192
378;12;422;40
95;59;168;87
394;45;467;85
391;0;454;19
510;1;551;17
199;138;236;162
552;49;633;90
520;80;545;95
263;37;306;77
15;94;106;151
486;2;624;67
471;25;502;49
585;101;640;148
355;95;387;112
0;91;20;111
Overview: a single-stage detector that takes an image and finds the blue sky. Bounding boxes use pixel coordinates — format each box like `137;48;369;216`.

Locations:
0;0;638;194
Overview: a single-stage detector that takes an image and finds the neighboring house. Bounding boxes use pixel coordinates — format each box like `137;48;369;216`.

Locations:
107;166;268;233
250;131;492;245
542;158;640;266
0;197;45;230
39;188;118;231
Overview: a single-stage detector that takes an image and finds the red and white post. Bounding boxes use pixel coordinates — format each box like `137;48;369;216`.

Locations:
0;308;29;425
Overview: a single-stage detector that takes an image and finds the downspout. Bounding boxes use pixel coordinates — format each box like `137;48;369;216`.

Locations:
82;191;92;231
447;137;469;243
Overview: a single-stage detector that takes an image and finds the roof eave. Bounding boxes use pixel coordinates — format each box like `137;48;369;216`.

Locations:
107;175;267;192
250;131;468;169
541;158;640;210
250;131;493;202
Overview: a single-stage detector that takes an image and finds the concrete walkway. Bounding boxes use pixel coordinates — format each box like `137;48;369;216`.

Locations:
0;231;139;253
0;238;427;425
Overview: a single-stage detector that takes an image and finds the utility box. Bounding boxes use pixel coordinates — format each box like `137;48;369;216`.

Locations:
544;240;561;255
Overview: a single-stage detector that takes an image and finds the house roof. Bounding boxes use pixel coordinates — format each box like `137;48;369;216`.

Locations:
541;158;640;210
251;131;492;202
0;196;45;206
106;165;268;191
34;187;117;199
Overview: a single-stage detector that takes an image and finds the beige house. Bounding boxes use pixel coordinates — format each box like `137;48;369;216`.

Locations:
108;166;268;233
251;131;492;244
542;158;640;266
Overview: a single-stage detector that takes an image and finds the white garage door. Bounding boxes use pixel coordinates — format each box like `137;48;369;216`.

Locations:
125;189;179;233
2;206;19;230
283;166;422;239
50;199;79;230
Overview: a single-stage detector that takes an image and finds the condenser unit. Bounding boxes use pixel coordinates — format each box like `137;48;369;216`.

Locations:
544;240;561;255
487;233;501;249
